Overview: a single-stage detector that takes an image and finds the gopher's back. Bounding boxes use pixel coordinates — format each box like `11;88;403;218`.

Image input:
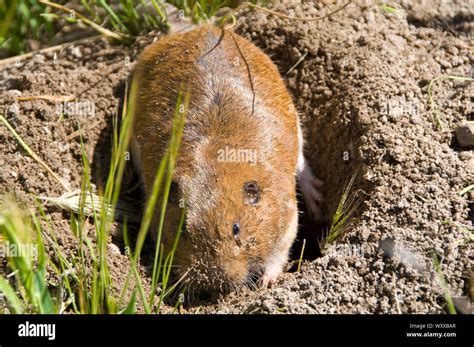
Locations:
131;25;299;194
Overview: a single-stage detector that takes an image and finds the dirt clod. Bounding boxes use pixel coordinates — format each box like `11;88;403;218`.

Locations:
456;122;474;147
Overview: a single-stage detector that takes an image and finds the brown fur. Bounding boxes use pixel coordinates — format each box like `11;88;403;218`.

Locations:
130;25;299;292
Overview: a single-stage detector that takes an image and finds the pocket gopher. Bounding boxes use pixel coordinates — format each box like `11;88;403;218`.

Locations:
130;25;322;292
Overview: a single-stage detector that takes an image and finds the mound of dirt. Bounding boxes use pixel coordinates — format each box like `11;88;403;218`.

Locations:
0;1;472;313
205;1;472;313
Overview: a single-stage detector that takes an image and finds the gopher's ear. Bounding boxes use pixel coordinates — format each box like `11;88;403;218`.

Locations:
243;181;260;205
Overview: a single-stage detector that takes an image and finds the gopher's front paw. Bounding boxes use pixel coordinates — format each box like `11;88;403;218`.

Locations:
298;160;324;220
258;273;279;288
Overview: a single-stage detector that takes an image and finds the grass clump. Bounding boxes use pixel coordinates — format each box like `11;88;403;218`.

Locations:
0;0;56;57
0;78;189;314
39;0;169;42
168;0;243;22
0;197;54;313
1;0;171;56
319;170;360;255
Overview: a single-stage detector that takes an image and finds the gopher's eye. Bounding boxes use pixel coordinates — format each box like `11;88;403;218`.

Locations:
232;222;240;237
243;181;260;205
168;182;179;204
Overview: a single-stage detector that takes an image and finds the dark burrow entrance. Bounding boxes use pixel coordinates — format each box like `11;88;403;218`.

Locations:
289;185;329;266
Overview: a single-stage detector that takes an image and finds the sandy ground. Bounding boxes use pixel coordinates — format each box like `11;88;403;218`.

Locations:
0;1;472;313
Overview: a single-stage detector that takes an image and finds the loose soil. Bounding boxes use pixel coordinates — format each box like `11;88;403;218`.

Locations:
0;1;472;313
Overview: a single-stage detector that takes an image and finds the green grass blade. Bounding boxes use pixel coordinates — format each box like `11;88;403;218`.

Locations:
459;184;473;196
0;276;24;314
432;255;456;314
150;89;189;308
157;207;185;310
119;290;137;314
